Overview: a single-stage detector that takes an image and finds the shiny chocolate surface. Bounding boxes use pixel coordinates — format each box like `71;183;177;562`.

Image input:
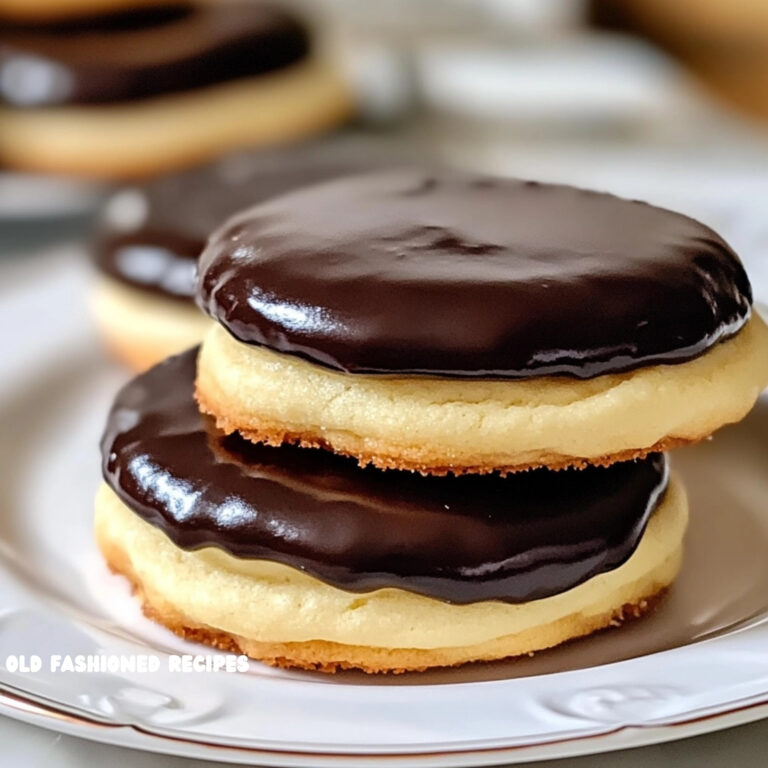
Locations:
197;168;752;379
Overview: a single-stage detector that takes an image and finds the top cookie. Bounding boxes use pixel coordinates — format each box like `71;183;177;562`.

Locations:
197;168;752;380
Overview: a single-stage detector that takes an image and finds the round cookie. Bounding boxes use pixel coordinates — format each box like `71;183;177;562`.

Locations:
96;348;687;673
196;168;768;475
93;138;415;370
0;5;352;177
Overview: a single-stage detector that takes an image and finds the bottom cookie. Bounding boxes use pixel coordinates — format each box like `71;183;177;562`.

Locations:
95;480;687;674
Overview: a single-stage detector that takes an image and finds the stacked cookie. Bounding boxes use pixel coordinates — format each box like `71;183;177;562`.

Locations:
96;168;768;673
0;2;351;177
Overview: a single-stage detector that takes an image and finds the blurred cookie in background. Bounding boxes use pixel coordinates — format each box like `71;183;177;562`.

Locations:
92;135;417;370
0;3;353;178
0;0;164;21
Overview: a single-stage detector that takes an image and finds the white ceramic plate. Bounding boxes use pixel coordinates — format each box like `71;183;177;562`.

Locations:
1;250;767;766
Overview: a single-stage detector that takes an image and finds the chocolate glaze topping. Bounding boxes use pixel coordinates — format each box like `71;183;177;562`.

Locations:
198;168;752;380
0;3;309;107
95;139;414;302
101;348;669;604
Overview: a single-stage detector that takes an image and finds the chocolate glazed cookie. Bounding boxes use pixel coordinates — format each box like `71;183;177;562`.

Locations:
195;168;768;474
0;3;352;177
102;349;669;604
95;349;689;672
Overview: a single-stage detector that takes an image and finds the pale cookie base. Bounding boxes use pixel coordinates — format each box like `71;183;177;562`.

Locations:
94;479;687;673
0;59;352;179
92;277;211;371
197;315;768;474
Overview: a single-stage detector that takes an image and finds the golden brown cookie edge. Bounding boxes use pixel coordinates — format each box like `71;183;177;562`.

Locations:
196;383;699;475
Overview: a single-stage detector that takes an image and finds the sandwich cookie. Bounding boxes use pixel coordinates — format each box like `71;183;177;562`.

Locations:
0;4;352;177
196;168;768;475
96;349;687;673
93;138;415;370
